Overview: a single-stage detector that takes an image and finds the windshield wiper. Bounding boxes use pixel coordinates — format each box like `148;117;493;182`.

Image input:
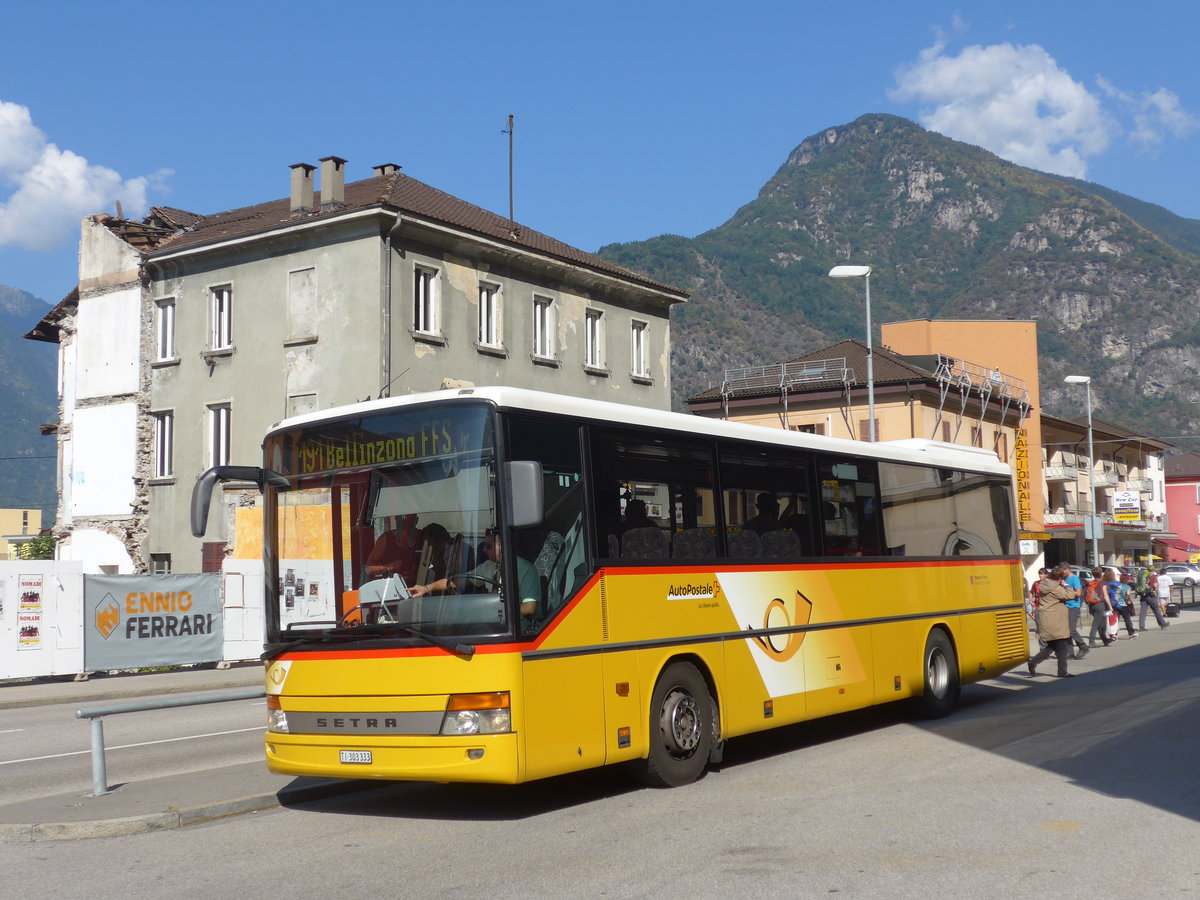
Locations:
401;625;475;657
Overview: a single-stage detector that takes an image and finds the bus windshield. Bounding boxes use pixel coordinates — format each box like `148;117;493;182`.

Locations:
262;403;509;643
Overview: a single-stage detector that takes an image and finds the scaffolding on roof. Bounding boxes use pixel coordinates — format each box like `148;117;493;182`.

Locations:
719;359;856;427
931;355;1031;448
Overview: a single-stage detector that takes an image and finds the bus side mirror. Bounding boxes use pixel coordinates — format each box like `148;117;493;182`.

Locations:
191;465;288;537
506;461;543;529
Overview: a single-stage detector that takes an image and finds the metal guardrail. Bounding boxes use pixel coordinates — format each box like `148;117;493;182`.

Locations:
75;686;265;796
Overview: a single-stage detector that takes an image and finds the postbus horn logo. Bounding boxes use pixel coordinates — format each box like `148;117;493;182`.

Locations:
750;591;813;662
95;593;120;639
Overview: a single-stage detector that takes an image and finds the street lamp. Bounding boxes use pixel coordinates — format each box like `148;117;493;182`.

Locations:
1065;374;1099;566
829;265;874;441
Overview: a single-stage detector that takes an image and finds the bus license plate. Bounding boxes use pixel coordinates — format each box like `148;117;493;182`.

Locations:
339;750;372;765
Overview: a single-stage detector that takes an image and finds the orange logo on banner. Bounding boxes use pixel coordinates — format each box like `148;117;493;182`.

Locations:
95;598;120;638
751;591;814;662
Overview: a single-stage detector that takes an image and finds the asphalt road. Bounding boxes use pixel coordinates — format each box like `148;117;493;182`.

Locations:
3;625;1199;898
0;697;266;805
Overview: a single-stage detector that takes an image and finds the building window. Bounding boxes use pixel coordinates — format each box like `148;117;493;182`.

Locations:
153;412;174;478
208;403;231;467
210;286;232;350
858;419;880;442
996;432;1009;462
287;393;318;418
150;553;172;574
414;266;439;335
941;420;951;443
532;295;554;359
792;423;825;435
630;320;649;378
478;282;501;347
585;309;604;369
155;298;175;360
201;542;226;574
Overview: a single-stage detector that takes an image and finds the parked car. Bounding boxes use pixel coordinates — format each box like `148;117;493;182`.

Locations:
1160;564;1200;586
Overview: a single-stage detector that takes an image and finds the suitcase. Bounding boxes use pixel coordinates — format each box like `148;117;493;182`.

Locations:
1165;600;1181;618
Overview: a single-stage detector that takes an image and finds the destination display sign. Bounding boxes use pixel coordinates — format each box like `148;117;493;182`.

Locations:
268;405;492;477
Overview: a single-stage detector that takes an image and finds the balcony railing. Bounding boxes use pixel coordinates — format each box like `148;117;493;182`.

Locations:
1092;471;1119;487
1126;478;1153;493
1042;506;1170;532
1044;465;1079;482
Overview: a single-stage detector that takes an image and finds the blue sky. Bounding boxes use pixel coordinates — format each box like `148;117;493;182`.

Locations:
1;0;1197;307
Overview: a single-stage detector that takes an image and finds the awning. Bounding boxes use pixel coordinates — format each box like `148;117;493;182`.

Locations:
1154;537;1200;554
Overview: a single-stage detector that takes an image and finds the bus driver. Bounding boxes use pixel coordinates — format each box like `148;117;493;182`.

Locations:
408;531;542;617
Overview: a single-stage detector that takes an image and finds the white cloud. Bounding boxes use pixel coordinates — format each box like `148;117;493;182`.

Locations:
890;41;1118;178
0;100;168;251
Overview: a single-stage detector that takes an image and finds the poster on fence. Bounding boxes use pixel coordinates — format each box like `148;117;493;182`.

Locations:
84;574;222;669
18;574;43;650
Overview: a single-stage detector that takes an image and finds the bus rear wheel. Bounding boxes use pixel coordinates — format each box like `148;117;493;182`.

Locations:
917;630;960;718
638;662;713;787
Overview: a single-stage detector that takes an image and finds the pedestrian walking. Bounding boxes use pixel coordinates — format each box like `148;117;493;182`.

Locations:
1086;566;1114;647
1027;564;1079;677
1111;573;1138;639
1029;567;1048;650
1157;568;1178;619
1063;564;1087;658
1141;569;1170;630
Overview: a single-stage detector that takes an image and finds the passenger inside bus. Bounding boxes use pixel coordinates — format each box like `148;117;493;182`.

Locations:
743;492;781;535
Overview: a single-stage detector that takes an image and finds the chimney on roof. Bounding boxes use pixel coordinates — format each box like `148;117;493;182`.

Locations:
372;163;401;176
290;163;316;216
319;156;347;211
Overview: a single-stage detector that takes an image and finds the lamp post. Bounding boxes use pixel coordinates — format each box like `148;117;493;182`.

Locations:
1065;375;1099;566
829;265;874;441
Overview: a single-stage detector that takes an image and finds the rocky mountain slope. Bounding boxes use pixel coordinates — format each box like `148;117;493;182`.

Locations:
600;114;1200;447
0;285;57;518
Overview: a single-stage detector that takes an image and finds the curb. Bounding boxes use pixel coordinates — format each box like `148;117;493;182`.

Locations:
0;673;265;711
0;778;381;843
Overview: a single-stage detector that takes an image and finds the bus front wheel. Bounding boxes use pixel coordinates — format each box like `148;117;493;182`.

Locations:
917;629;960;718
638;662;713;787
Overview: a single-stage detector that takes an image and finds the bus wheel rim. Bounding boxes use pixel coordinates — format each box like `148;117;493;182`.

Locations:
927;649;949;698
660;688;701;756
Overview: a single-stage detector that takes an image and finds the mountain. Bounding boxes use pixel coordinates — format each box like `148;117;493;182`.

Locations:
599;114;1200;448
0;285;57;520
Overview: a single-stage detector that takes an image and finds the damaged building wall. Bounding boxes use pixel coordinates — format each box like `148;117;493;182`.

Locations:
53;217;147;573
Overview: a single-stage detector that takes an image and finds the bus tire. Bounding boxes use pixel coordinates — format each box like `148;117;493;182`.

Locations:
917;629;959;719
638;661;713;787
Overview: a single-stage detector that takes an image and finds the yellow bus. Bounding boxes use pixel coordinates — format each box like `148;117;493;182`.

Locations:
192;387;1027;787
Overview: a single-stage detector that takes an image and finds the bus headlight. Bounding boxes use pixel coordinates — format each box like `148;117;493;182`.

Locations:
267;695;289;733
440;692;511;735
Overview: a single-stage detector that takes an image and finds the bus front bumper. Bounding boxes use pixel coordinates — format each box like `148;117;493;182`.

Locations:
265;732;521;784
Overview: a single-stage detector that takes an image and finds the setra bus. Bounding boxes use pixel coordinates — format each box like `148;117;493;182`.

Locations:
192;386;1028;787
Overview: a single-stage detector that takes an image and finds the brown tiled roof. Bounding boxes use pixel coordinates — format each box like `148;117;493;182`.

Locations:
148;171;685;298
1165;451;1200;479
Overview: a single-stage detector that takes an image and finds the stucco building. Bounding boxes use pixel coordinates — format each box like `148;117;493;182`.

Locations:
28;158;686;574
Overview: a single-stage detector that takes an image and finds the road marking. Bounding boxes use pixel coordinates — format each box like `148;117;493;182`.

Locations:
0;726;266;766
0;728;25;735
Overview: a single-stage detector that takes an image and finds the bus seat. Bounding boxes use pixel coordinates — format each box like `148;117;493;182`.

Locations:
761;529;802;560
672;527;715;559
621;526;668;560
607;533;620;558
727;529;762;558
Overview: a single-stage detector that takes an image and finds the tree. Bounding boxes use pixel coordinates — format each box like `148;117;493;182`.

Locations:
16;535;55;560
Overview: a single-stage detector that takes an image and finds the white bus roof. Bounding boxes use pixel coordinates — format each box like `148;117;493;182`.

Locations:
269;386;1012;476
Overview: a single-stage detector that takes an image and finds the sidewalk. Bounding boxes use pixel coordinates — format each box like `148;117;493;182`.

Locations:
1;612;1193;842
0;663;377;842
